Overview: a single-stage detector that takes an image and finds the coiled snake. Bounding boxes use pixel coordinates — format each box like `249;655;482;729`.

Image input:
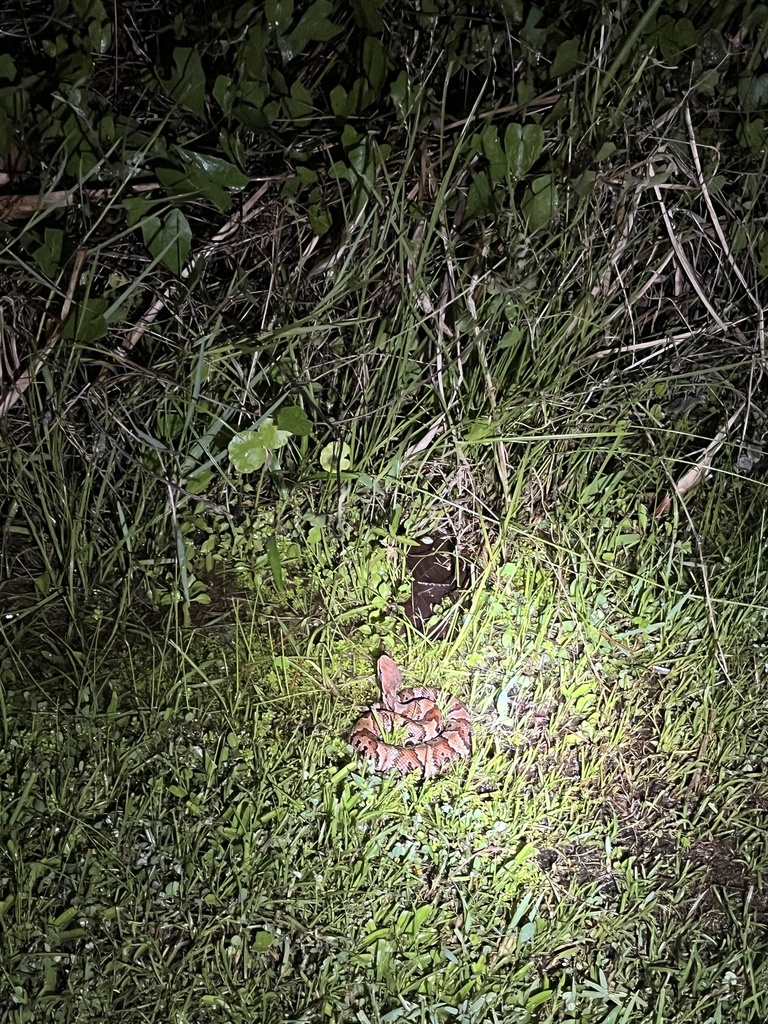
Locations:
348;655;472;777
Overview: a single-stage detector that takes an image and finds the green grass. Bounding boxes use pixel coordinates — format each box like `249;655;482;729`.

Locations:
2;0;768;1020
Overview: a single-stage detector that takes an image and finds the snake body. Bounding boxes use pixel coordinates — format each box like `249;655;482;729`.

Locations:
349;655;472;777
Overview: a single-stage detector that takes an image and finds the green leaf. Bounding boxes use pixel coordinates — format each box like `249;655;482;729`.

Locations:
228;431;267;473
279;0;343;61
308;204;332;235
265;0;294;33
32;227;65;278
277;405;312;436
352;0;384;31
160;47;206;118
549;37;585;78
504;123;543;179
330;84;349;118
656;16;697;63
738;73;768;113
519;5;547;51
266;534;285;593
142;209;192;276
499;326;522;350
178;148;249;189
62;298;109;343
155;149;248;212
34;571;51;595
390;70;410;116
255;419;291;449
481;124;507;184
122;196;152;228
594;141;616;162
465;171;497;222
363;36;387;93
0;54;17;81
213;74;233;115
253;931;274;952
737;118;767;156
185;470;212;495
319;441;351;472
521;174;557;232
283;80;314;122
88;17;112;54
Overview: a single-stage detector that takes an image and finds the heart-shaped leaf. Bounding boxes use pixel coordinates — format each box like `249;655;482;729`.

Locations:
277;405;312;436
255;420;291;449
319;441;351;472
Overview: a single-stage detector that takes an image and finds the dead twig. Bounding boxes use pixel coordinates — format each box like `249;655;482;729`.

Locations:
653;403;745;518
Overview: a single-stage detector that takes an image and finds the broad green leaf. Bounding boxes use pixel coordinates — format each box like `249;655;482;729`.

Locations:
253;931;274;952
88;18;112;54
265;0;293;33
213;75;233;115
549;37;585;78
319;441;351;472
519;5;546;51
363;36;387;93
526;990;554;1010
499;326;522;350
0;54;17;81
279;0;343;61
160;47;206;118
233;82;271;130
241;25;267;81
283;80;313;121
738;73;768;113
62;298;109;343
504;123;543;179
737;118;767;155
142;209;191;276
308;204;332;234
594;141;616;162
481;124;507;184
465;419;497;443
184;469;212;495
32;227;65;278
255;420;291;449
465;171;497;222
157;149;248;212
277;405;312;436
266;534;285;593
352;0;384;31
228;431;267;473
34;571;51;595
521;174;557;231
341;123;361;149
656;16;697;63
122;196;152;228
348;140;368;173
390;70;410;116
330;85;349;118
177;148;249;189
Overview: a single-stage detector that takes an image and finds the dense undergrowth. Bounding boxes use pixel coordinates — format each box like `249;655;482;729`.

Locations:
1;0;768;1021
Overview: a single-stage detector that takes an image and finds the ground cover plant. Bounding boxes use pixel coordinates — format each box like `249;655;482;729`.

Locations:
1;0;768;1021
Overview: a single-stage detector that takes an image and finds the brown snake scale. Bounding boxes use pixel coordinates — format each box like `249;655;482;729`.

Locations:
348;655;472;777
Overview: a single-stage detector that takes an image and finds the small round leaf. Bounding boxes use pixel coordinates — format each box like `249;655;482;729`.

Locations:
228;431;267;473
319;441;351;472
